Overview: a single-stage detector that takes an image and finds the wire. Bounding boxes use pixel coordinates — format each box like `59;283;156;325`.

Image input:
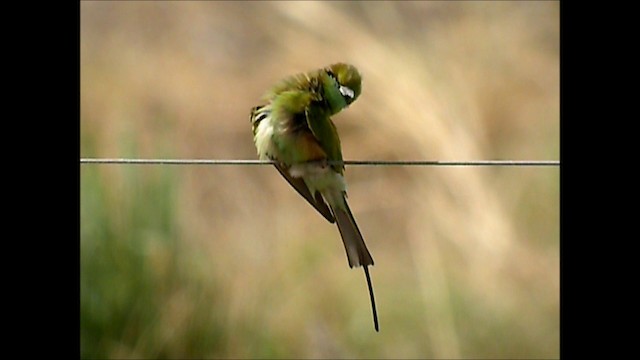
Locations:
80;158;559;167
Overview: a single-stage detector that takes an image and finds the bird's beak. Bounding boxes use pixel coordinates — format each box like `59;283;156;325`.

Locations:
339;86;355;99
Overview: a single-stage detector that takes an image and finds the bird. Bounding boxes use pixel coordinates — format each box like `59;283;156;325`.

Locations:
250;63;378;331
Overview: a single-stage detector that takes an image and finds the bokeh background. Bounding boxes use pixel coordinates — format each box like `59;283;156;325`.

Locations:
80;1;559;359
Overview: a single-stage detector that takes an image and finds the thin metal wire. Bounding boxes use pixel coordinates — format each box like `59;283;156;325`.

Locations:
80;158;559;167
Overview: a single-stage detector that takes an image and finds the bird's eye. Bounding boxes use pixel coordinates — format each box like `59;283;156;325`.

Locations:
326;70;337;82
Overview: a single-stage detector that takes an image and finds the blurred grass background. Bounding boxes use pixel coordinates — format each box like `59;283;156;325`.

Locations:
80;1;559;359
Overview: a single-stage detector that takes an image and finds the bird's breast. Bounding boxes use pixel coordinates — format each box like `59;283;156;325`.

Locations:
253;114;277;160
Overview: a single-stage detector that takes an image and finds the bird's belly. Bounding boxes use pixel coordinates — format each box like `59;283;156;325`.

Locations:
290;163;347;197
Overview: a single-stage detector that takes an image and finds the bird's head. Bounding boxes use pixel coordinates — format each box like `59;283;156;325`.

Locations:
322;63;362;115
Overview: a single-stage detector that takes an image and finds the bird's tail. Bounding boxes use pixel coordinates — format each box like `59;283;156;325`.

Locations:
331;195;379;331
332;198;374;268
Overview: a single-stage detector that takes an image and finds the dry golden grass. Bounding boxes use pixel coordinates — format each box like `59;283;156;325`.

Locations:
81;2;559;358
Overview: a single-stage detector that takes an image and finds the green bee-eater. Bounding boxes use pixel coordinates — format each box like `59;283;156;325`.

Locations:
250;63;378;331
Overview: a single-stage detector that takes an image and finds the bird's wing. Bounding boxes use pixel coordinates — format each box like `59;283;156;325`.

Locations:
263;85;338;223
271;161;335;223
305;108;344;174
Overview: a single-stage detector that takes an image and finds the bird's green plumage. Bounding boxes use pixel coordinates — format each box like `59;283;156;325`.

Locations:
304;99;344;174
250;63;378;331
250;62;365;237
256;65;357;173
